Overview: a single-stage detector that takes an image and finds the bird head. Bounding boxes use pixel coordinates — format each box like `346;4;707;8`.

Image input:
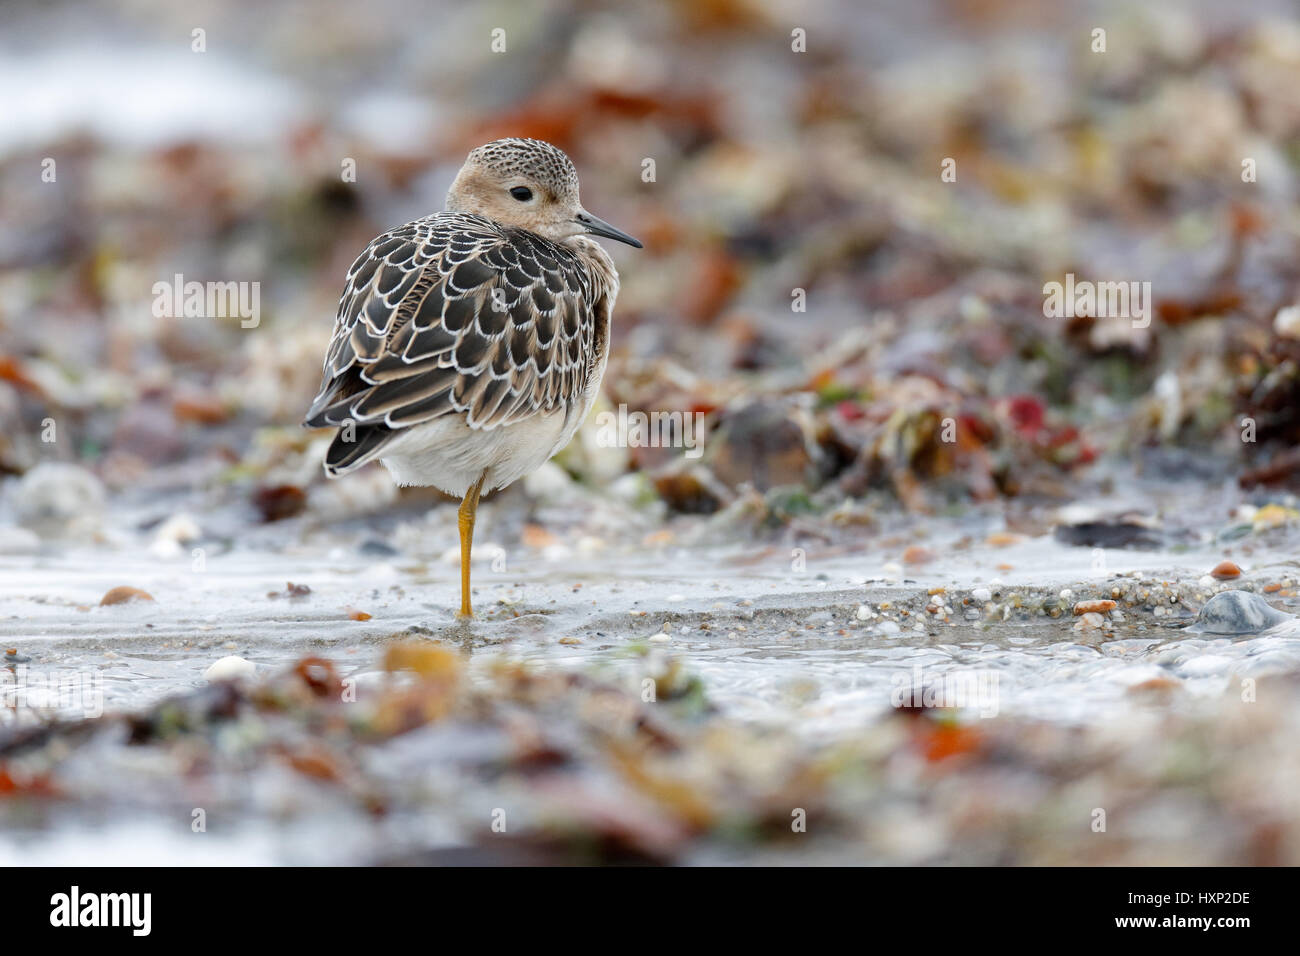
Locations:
446;137;642;248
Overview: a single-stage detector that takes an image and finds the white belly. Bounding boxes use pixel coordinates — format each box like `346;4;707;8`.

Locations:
379;403;581;497
379;319;610;498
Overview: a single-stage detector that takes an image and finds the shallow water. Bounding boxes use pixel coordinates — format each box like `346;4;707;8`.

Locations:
5;482;1298;739
6;494;1300;865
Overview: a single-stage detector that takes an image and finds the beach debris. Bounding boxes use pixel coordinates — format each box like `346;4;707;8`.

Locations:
268;582;312;600
2;623;1299;864
252;484;307;522
1053;521;1162;550
1275;305;1300;340
708;400;818;493
1073;600;1117;615
99;586;155;606
902;545;937;566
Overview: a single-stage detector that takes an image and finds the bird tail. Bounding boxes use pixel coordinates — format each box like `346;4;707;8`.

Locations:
322;424;395;477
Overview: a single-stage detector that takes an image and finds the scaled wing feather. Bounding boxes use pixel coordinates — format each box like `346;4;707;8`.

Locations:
304;214;606;447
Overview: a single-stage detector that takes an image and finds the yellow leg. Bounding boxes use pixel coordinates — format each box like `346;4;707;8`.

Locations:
457;472;487;618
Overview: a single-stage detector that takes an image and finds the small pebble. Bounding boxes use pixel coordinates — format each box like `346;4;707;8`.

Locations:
1210;560;1242;580
902;546;936;566
1128;676;1181;695
1073;600;1117;615
1275;304;1300;339
203;656;256;682
1187;589;1293;635
100;586;155;606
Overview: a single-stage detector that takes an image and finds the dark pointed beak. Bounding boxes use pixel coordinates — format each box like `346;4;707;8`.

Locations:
576;210;642;248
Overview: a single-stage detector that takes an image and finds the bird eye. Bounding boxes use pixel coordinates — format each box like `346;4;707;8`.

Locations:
509;186;533;201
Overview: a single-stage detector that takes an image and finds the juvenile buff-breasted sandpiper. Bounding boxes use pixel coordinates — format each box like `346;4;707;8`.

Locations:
304;138;641;617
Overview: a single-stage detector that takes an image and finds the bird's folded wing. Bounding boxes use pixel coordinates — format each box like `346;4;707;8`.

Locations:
304;213;600;432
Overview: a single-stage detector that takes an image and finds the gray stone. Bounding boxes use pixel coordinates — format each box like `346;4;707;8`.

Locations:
1185;590;1292;636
